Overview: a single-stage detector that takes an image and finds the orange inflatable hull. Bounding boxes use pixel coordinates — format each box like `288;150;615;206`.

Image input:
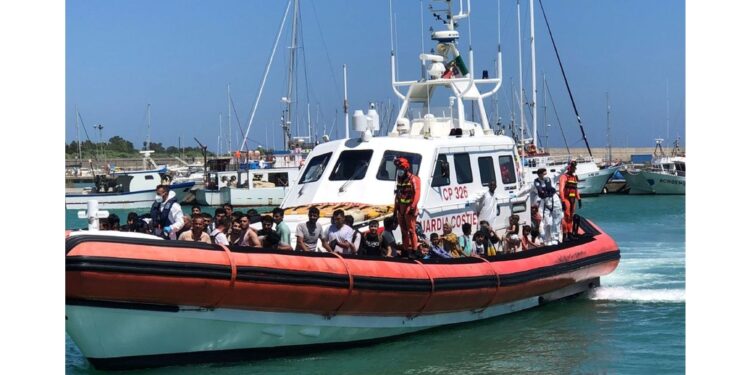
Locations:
66;218;619;317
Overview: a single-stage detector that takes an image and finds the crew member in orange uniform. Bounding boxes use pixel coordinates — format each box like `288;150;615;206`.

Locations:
394;157;421;254
559;161;582;240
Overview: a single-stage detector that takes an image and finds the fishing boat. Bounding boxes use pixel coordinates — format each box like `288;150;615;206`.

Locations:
195;152;304;206
64;166;195;210
623;138;685;195
65;0;619;369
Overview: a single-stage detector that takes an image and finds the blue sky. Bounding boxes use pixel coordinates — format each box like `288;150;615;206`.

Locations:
66;0;685;152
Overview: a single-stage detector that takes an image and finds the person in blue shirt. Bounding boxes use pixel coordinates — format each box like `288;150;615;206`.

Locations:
428;233;452;259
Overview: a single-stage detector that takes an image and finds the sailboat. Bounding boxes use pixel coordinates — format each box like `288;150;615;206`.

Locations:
193;0;310;207
518;0;617;196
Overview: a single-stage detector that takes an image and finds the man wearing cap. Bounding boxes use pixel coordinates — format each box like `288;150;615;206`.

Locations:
559;161;582;240
394;157;421;254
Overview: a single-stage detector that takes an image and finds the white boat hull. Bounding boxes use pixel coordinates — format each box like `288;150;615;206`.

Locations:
195;189;228;206
226;186;292;207
577;166;619;196
623;170;685;195
66;278;598;369
65;191;156;210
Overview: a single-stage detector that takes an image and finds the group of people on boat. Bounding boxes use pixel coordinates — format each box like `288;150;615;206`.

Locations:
532;161;583;244
96;157;583;255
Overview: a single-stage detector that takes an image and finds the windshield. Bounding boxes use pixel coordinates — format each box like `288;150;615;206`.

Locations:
299;152;332;184
329;150;373;181
376;151;422;180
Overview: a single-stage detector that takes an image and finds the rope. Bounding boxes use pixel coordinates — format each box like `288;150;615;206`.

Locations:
209;243;237;309
474;256;500;313
409;259;436;319
327;251;354;318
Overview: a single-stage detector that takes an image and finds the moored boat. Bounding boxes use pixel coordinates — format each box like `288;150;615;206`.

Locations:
64;167;195;210
622;139;685;195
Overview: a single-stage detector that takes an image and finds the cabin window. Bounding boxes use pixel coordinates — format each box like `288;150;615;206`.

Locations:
300;152;332;184
498;155;517;184
454;153;472;184
329;150;373;181
477;156;496;186
376;151;422;181
431;154;451;187
268;173;289;187
145;175;154;180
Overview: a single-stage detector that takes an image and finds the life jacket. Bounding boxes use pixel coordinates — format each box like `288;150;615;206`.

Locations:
534;177;555;199
563;174;579;198
150;198;176;228
396;175;416;205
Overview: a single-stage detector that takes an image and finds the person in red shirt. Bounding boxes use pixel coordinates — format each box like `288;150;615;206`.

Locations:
393;157;421;254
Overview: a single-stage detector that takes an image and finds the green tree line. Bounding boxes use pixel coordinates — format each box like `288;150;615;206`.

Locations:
65;136;216;160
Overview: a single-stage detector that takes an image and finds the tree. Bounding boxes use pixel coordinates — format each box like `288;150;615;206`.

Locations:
108;136;134;153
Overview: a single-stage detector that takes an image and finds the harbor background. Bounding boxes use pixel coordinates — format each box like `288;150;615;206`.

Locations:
63;147;675;170
65;194;685;374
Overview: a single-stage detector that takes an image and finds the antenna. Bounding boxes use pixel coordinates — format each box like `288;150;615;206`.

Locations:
343;64;349;139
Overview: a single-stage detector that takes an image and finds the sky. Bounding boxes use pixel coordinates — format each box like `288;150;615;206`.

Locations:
65;0;685;153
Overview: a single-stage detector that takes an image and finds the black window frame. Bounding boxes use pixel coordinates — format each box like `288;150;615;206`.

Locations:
454;153;473;184
376;151;423;181
498;155;517;184
328;150;374;181
299;152;332;184
431;154;451;187
477;156;496;187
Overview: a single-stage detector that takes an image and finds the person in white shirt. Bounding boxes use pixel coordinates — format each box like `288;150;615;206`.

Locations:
326;210;355;254
210;218;230;245
476;180;499;225
150;185;184;240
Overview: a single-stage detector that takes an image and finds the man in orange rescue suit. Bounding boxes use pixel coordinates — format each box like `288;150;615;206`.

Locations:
559;160;582;241
394;157;421;254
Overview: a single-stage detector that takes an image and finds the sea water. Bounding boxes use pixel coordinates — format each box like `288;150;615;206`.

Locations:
65;195;685;374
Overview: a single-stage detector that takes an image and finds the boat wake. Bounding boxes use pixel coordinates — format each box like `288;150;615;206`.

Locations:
588;286;685;303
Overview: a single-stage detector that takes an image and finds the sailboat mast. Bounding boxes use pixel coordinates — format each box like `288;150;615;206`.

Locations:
666;80;670;142
516;0;524;138
529;0;538;147
227;84;231;153
146;104;151;151
218;113;223;155
283;0;300;150
607;92;612;163
543;73;548;149
307;102;312;144
75;105;82;160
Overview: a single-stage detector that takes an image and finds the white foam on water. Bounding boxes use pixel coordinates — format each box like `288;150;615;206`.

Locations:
588;286;685;303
